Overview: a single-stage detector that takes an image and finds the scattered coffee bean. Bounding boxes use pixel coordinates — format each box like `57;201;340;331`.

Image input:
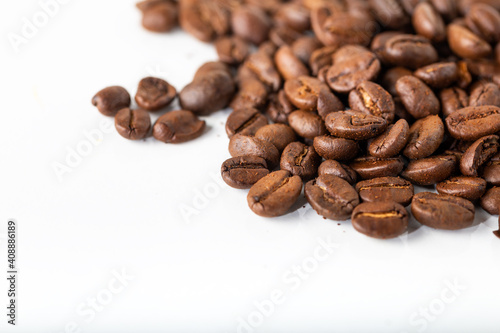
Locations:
355;176;414;206
153;110;205;143
114;108;151;140
92;86;131;117
465;3;500;43
436;176;487;201
215;36;250;65
231;5;271;45
137;0;178;33
352;201;409;239
221;156;269;189
280;142;321;180
229;134;280;169
135;77;176;111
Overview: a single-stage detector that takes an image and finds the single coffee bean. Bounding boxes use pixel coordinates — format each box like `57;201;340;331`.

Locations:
414;62;459;89
469;82;500;107
309;45;337;75
215;36;250;65
440;87;469;117
460;135;499;176
348;81;395;122
465;3;500;43
482;152;500;185
436;176;487;201
480;186;500;215
381;34;439;69
445;105;500;141
291;36;321;64
411;192;475;230
325;111;388;141
269;26;301;47
401;154;457;185
369;0;409;29
245;48;281;91
137;0;178;33
318;160;357;185
280;142;321;180
274;2;311;32
114;108;151;140
265;90;294;124
153;110;205;143
135;77;177;111
371;31;404;57
368;119;410;158
275;45;310;80
356;176;414;206
396;76;440;119
247;170;303;217
231;77;268;111
284;76;327;111
326;45;381;93
255;124;297;152
313;136;359;161
231;5;271;45
412;2;446;42
229;134;280;169
430;0;458;21
92;86;131;117
221;156;269;189
381;67;413;96
225;108;268;138
350;156;405;180
447;23;491;60
351;201;409;239
403;115;444;159
288;110;327;139
305;175;360;221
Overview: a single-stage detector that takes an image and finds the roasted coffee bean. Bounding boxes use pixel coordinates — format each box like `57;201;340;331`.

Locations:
269;26;302;47
396;76;440;119
318;160;357;185
436;176;487;200
381;34;438;69
351;201;409;239
368;119;410;158
309;46;337;76
288;110;327;139
456;60;472;89
274;2;311;32
221;156;270;189
412;2;446;42
114;108;151;140
225;108;268;138
179;0;230;42
440;87;469;117
467;59;500;80
275;45;309;80
325;111;388;141
469;82;500;107
348;81;395;122
381;67;413;96
369;0;409;29
291;36;321;64
317;89;345;120
480;186;500;215
265;91;294;124
245;48;281;91
356;176;414;206
153;110;205;143
465;3;500;43
313;136;359;161
414;62;459;89
247;170;302;217
92;86;131;117
255;124;297;152
350;156;405;180
284;76;328;111
430;0;458;21
482;152;500;185
460;135;499;176
231;5;271;45
326;45;381;93
280;142;321;180
305;175;360;221
135;77;176;111
445;105;500;141
231;77;268;111
447;23;492;60
215;36;250;65
401;154;457;185
229;134;280;169
137;0;178;33
411;192;475;230
371;31;404;55
403;115;444;159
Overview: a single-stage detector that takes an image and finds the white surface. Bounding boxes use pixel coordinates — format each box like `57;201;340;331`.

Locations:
1;1;499;332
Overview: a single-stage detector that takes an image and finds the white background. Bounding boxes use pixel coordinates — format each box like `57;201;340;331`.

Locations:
1;0;499;332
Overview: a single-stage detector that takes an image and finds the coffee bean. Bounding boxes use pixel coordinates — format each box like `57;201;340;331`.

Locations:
284;76;328;111
265;91;294;124
229;134;280;169
465;3;500;43
469;82;500;107
414;62;459;89
179;0;230;42
371;31;404;57
221;156;269;189
309;45;337;76
114;108;151;140
355;176;414;206
92;86;131;117
325;111;388;141
447;23;492;60
255;124;297;152
269;26;301;47
280;142;321;180
247;170;303;217
305;175;360;221
318;160;357;185
369;0;409;29
401;154;457;185
430;0;458;21
288;110;327;139
480;186;500;215
231;76;268;111
381;67;413;96
225;108;268;138
350;156;405;180
482;152;500;185
231;6;271;45
436;176;487;201
368;119;410;158
460;135;499;176
135;77;176;111
313;135;359;161
291;36;321;65
153;110;205;143
137;0;178;33
215;36;250;65
411;192;475;230
445;105;500;141
245;48;281;91
275;45;310;80
440;87;469;117
381;34;439;69
348;81;395;122
274;2;311;32
412;2;446;42
403;115;444;159
352;201;409;239
396;76;440;119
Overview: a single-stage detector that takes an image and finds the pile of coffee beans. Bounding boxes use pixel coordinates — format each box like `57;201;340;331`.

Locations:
94;0;500;239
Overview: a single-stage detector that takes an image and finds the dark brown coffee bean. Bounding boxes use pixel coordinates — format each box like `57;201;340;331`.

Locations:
245;49;281;91
368;119;410;158
326;45;381;93
440;87;469;117
313;136;359;161
445;105;500;141
137;0;178;33
309;45;337;76
414;62;459;89
114;108;151;140
394;98;416;123
229;134;280;170
465;3;500;43
412;2;447;42
382;34;439;69
325;111;388;141
430;0;458;21
480;186;500;215
460;135;499;176
215;36;250;65
274;2;311;32
318;160;357;185
231;6;271;45
356;176;414;206
348;81;395;122
288;110;327;139
265;91;294;124
284;76;328;111
447;23;492;60
179;0;230;42
225;108;268;138
291;36;321;64
396;76;440;119
305;175;360;221
153;110;205;143
411;192;475;230
92;86;131;117
381;67;413;96
275;45;310;80
482;152;500;185
280;142;321;180
135;77;176;111
352;201;409;239
469;82;500;107
369;0;409;29
350;156;405;180
436;176;487;200
255;124;297;152
403;115;445;159
221;156;269;189
371;31;404;56
401;154;457;185
231;76;268;111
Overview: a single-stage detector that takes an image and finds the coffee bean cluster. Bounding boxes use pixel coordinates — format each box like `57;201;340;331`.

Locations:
99;0;500;239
